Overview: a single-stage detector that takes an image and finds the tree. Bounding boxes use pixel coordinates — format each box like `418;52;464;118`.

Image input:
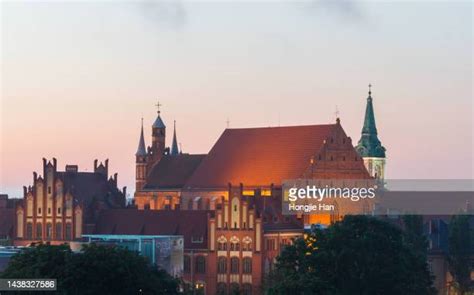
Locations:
1;243;180;295
403;215;429;257
267;215;436;295
448;215;472;294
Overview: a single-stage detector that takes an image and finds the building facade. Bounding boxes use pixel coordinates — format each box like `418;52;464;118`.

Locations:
132;99;374;294
14;158;126;245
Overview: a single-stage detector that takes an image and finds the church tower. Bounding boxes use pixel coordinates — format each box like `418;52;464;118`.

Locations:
135;118;147;191
356;85;386;181
151;102;166;163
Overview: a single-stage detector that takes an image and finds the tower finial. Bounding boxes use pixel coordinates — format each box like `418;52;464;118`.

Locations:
155;101;162;115
368;83;372;96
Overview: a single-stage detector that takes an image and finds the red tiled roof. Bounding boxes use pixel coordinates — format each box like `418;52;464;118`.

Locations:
94;209;212;249
185;124;336;188
144;154;206;189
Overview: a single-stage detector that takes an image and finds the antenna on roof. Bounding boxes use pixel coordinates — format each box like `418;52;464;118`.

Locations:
226;118;230;128
334;105;340;121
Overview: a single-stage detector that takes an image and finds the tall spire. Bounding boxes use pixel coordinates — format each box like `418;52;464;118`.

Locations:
136;118;147;156
171;120;179;155
356;84;386;158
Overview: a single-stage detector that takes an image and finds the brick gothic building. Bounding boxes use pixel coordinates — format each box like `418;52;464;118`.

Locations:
132;92;382;294
14;158;126;245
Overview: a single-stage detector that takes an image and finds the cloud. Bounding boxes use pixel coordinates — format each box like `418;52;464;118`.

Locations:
138;1;187;30
307;0;365;23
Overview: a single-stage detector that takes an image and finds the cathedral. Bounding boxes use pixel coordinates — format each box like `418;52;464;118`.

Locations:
130;87;386;294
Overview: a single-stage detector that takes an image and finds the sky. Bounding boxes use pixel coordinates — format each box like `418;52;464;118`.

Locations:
1;0;472;198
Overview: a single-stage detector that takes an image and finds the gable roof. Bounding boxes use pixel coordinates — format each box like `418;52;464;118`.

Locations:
94;209;212;249
185;124;336;188
144;154;206;190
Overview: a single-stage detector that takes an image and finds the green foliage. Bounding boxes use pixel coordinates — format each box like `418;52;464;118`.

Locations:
403;215;429;257
448;215;472;294
267;215;436;295
1;243;180;295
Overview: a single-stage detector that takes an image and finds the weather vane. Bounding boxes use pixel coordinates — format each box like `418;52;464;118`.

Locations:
368;84;372;95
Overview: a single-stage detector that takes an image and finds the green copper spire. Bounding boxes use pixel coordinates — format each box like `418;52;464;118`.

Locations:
356;85;386;158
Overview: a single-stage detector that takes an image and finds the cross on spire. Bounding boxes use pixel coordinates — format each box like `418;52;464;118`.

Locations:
155;101;162;114
335;105;340;119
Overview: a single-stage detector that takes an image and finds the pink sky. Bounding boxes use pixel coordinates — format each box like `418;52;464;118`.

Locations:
1;1;472;198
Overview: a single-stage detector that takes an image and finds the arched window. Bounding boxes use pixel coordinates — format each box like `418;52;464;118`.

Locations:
230;242;239;251
243;258;252;274
55;223;62;240
230;257;239;274
36;223;42;239
195;256;206;274
217;257;227;273
218;242;227;251
46;223;52;240
65;223;72;240
26;223;33;239
183;255;191;273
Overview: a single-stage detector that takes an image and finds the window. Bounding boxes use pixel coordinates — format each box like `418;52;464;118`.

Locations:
234;205;237;211
48;208;51;214
55;223;62;240
38;208;42;214
183;255;191;273
65;223;72;240
26;223;33;239
230;242;240;251
48;187;51;194
217;257;227;273
230;257;239;273
243;258;252;274
36;223;42;239
243;242;252;251
195;256;206;274
266;239;276;251
57;207;61;215
46;223;52;240
218;242;227;251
